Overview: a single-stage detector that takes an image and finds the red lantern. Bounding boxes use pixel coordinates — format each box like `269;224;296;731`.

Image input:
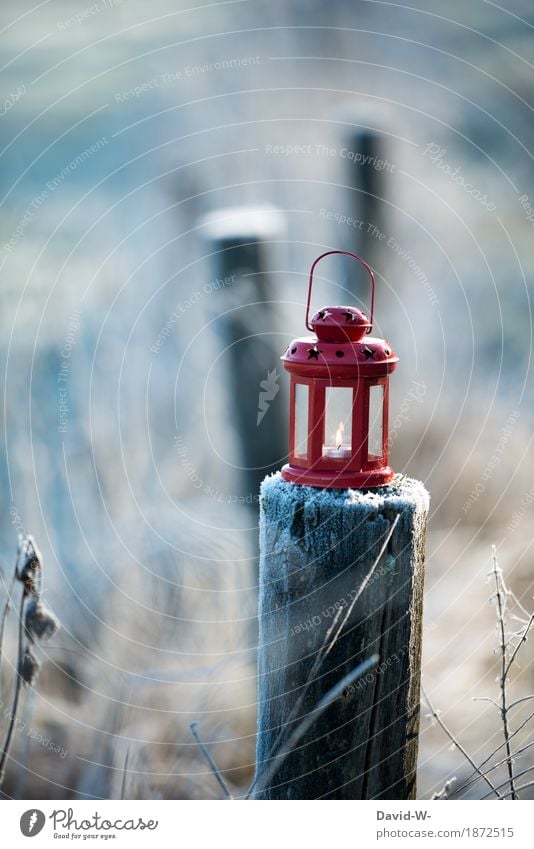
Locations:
281;250;398;489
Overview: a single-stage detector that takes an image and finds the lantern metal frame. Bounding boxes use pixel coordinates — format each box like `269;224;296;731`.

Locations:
281;250;398;489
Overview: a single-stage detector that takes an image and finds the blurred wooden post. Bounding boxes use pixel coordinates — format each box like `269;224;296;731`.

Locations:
254;474;429;799
200;206;287;504
336;115;392;300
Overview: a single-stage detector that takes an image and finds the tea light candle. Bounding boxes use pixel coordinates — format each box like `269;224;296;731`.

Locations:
323;422;351;459
322;443;352;460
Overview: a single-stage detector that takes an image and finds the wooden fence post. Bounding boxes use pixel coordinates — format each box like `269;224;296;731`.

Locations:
200;206;287;504
336;118;391;302
254;473;429;799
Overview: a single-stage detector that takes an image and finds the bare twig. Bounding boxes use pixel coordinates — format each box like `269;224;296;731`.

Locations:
0;588;26;786
189;721;233;800
0;535;59;790
491;546;518;800
422;684;502;798
120;747;130;800
452;740;534;799
472;697;500;710
499;779;534;799
479;763;534;800
252;655;379;798
507;695;534;710
247;515;399;799
0;554;21;707
452;708;534;799
504;613;534;679
450;551;534;801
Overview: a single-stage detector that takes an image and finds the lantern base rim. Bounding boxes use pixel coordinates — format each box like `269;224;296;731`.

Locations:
281;464;395;490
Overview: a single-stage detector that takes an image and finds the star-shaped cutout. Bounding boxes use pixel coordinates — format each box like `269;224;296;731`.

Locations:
343;311;356;322
362;346;375;359
307;346;321;360
317;310;332;320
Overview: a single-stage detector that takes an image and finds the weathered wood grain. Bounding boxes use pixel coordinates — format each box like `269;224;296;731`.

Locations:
254;473;429;799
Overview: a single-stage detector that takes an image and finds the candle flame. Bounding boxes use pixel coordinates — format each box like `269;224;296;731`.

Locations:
336;421;344;448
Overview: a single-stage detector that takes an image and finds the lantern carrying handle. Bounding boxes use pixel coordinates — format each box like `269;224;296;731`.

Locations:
305;249;375;333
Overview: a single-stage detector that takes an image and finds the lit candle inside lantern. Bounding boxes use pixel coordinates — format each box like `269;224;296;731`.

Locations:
322;421;352;459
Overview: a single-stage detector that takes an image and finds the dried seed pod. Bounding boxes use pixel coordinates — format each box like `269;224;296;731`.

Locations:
25;599;60;642
17;535;43;597
20;647;40;686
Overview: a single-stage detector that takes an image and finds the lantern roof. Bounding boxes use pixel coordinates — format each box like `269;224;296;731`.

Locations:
310;305;370;342
281;325;398;377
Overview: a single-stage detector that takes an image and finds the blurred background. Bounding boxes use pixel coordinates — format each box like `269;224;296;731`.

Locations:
0;0;533;799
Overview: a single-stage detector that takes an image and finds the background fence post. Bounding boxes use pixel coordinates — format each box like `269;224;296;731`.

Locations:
335;116;392;308
254;473;429;799
200;206;287;505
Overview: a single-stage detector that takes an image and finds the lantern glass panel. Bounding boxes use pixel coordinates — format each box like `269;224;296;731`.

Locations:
294;382;309;458
323;387;353;458
368;384;384;459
